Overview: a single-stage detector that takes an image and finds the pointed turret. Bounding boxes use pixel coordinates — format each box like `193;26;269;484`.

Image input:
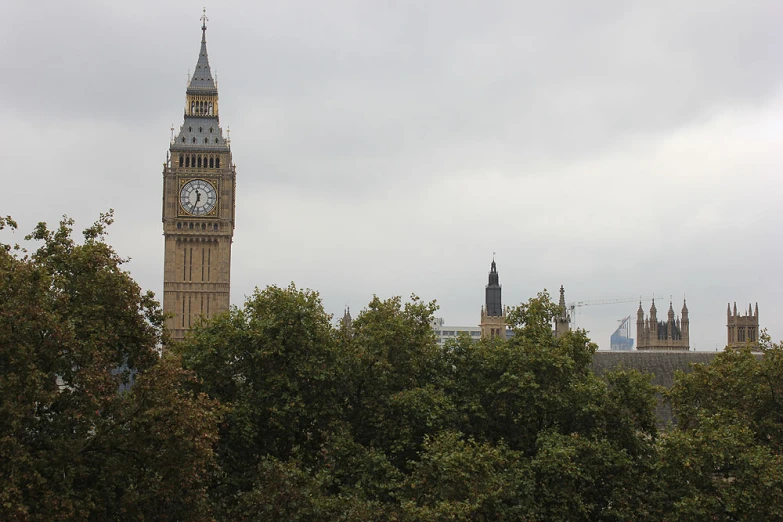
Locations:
188;10;217;94
480;257;506;339
554;285;571;338
755;302;759;318
341;306;353;337
727;302;731;319
485;258;502;317
172;10;228;151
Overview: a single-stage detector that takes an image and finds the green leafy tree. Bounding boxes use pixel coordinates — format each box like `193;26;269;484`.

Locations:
340;295;454;469
400;430;532;521
0;214;220;521
655;341;783;520
655;413;783;521
178;284;343;510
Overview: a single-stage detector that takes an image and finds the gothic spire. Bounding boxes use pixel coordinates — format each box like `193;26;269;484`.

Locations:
188;8;217;94
485;258;502;317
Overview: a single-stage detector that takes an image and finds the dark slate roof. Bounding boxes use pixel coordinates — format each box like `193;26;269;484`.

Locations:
592;351;719;428
171;117;229;151
188;30;217;93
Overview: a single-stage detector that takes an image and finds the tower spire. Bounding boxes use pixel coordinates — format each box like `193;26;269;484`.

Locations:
188;9;216;94
485;257;502;316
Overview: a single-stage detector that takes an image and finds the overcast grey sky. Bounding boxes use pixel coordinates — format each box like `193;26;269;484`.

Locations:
3;1;781;349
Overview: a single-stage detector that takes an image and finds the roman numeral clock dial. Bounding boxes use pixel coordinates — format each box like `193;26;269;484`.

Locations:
180;179;217;216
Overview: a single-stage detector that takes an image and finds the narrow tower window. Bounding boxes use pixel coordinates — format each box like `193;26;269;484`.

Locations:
197;156;202;168
185;156;190;167
209;157;214;168
179;154;184;167
215;157;220;168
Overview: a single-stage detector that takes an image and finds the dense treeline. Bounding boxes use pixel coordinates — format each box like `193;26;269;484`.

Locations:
2;215;783;521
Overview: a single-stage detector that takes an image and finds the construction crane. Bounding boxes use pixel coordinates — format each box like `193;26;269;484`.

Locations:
567;296;663;328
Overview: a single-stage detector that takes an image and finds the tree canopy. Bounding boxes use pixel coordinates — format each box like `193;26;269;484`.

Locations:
3;214;783;521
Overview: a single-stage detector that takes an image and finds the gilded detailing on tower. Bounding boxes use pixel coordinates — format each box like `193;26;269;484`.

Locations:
636;299;690;351
162;13;236;341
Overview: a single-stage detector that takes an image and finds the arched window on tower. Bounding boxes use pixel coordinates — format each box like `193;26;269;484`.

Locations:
215;157;220;168
208;102;213;115
179;154;184;167
191;101;195;115
197;156;202;168
185;156;190;167
204;138;209;144
191;155;196;166
209;157;214;168
192;137;196;143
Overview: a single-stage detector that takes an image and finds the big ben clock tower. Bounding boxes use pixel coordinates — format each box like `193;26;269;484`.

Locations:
162;11;236;341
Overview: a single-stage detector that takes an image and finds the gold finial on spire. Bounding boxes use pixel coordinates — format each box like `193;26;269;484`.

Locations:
170;124;175;144
201;7;209;31
227;126;231;145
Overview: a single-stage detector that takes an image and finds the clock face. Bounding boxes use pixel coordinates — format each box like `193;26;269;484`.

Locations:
180;179;217;216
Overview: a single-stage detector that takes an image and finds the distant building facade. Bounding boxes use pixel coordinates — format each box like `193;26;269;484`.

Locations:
610;316;635;351
480;259;507;339
636;299;690;351
432;317;482;345
727;302;759;348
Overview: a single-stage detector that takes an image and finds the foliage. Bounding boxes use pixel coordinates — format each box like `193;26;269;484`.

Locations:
658;340;783;520
0;214;220;520
178;284;344;511
9;214;783;520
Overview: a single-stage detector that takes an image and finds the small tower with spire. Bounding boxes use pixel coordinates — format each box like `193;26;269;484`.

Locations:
480;257;506;339
727;301;759;348
554;285;571;338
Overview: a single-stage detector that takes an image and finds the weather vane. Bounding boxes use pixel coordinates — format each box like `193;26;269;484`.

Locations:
201;7;209;30
170;124;175;143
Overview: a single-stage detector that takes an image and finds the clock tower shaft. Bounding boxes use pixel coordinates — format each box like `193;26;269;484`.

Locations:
162;14;236;341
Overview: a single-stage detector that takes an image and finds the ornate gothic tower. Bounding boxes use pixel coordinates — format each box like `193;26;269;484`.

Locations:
727;302;759;348
162;13;236;341
480;259;506;339
636;298;689;351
